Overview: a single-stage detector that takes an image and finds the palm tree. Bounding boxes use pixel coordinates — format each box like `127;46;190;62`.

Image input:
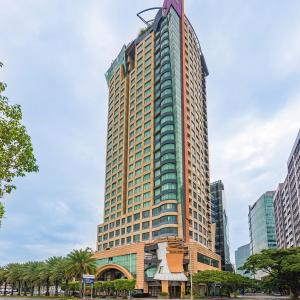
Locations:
6;263;23;296
66;249;97;297
39;261;51;296
0;267;8;295
23;261;41;296
49;256;67;296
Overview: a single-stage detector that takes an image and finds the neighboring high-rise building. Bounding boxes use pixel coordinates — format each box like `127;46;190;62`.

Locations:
248;191;276;279
210;180;233;271
248;191;277;255
235;243;251;278
274;130;300;248
94;0;220;297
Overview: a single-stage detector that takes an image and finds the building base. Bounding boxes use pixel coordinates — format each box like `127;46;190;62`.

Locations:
93;237;220;298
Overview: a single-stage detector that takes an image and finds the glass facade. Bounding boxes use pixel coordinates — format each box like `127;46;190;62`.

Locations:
248;191;277;255
96;254;137;276
235;243;251;278
210;180;232;271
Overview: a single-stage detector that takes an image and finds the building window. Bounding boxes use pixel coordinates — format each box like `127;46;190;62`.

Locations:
197;253;219;268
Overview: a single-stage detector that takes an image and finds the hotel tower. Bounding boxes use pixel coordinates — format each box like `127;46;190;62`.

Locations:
94;0;220;297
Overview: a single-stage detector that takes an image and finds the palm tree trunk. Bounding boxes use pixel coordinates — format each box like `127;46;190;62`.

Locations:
55;282;59;296
11;283;14;296
38;284;41;296
31;285;34;296
46;278;50;296
80;277;83;298
65;279;69;296
24;282;27;296
3;281;7;296
18;281;21;296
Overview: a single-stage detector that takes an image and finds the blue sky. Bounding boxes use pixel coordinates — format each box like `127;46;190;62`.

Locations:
0;0;300;265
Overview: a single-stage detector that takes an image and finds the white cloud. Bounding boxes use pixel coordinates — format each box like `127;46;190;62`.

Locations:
210;92;300;259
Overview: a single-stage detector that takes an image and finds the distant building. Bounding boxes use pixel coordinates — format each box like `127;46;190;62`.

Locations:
274;130;300;248
248;191;277;279
235;243;251;278
211;180;233;271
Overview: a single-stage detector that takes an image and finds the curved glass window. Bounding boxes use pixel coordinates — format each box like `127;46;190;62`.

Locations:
161;153;176;161
152;203;177;216
161;39;169;49
160;144;175;152
161;115;174;125
153;215;177;227
161;106;173;115
161;89;172;98
161;173;177;181
161;55;170;65
152;227;178;238
161;97;172;107
161;183;176;191
161;193;177;201
161;47;170;57
161;133;175;143
161;163;176;172
161;124;174;134
161;32;169;42
161;79;172;90
161;71;171;81
161;63;171;73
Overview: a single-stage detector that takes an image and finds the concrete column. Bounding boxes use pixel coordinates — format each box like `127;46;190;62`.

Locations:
181;282;186;298
161;280;169;294
143;282;148;293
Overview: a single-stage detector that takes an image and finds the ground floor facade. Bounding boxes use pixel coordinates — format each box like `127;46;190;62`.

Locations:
93;237;221;298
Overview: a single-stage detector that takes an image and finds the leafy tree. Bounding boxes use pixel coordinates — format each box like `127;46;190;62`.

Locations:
114;279;136;297
66;248;97;297
193;270;254;297
242;247;300;299
0;62;39;223
0;266;8;295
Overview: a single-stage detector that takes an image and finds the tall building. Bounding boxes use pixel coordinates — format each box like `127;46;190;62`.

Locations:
274;130;300;248
248;191;276;279
248;191;277;255
210;180;232;271
235;243;251;278
94;0;220;297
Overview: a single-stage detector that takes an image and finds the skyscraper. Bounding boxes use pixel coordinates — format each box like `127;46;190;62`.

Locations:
274;130;300;248
210;180;232;271
248;191;276;279
94;0;220;297
248;191;277;255
234;243;251;278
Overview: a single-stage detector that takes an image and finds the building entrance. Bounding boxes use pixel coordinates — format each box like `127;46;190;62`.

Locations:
169;282;181;298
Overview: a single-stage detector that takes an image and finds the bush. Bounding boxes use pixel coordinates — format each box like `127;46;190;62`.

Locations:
160;292;169;298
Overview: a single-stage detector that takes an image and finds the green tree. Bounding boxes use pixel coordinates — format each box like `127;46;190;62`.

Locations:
66;248;97;297
242;247;300;299
0;62;39;223
0;266;8;295
6;263;23;296
193;270;254;297
114;279;136;297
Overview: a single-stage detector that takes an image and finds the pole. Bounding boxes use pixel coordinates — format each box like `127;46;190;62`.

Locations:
83;281;86;299
189;248;193;299
129;252;132;299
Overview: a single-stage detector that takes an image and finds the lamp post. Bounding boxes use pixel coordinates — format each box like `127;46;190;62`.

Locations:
189;247;193;300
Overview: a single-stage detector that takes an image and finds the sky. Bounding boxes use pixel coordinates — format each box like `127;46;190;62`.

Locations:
0;0;300;266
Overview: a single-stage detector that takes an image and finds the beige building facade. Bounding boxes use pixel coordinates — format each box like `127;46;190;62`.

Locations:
95;0;220;297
